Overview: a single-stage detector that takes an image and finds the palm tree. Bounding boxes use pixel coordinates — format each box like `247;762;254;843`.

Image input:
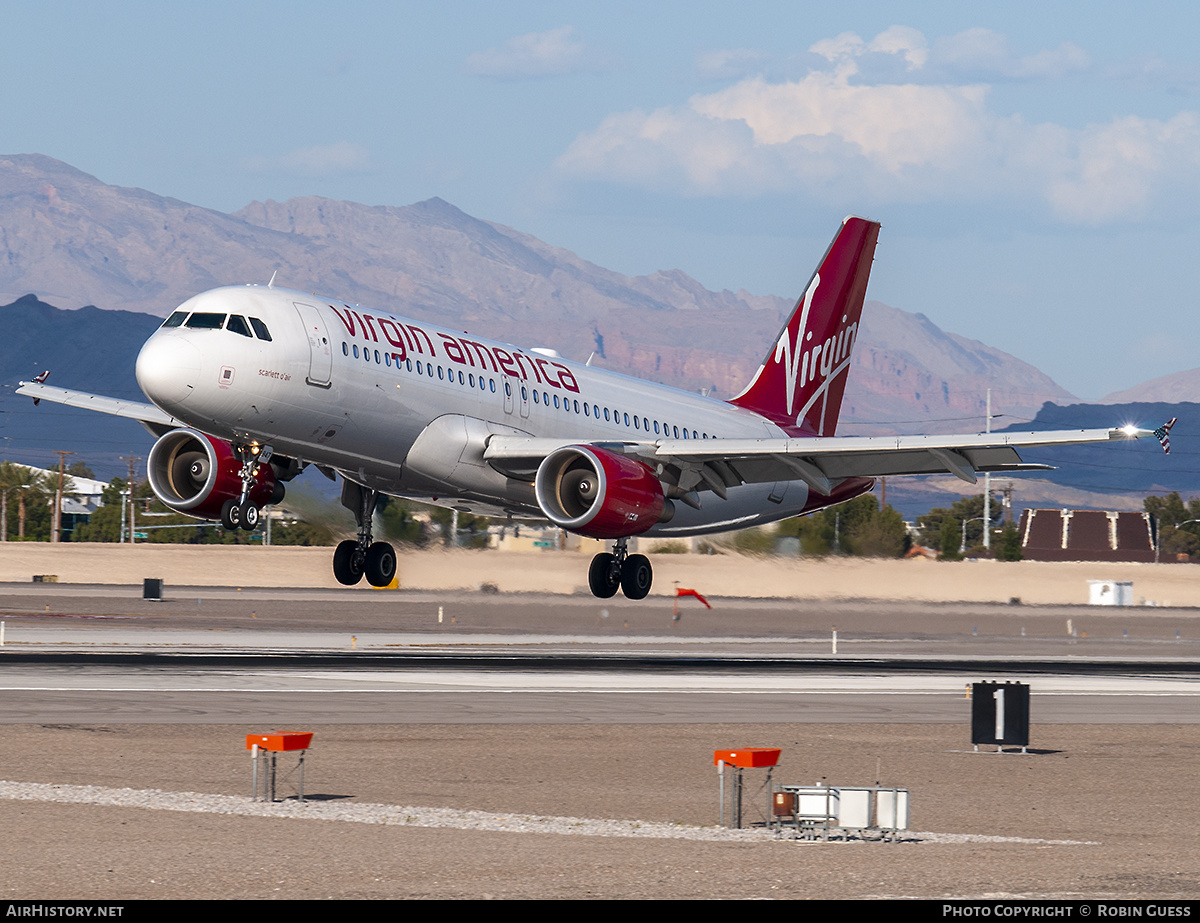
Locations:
7;467;53;541
0;462;32;542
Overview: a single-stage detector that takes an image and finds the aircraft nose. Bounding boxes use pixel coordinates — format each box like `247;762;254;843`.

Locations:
136;334;202;408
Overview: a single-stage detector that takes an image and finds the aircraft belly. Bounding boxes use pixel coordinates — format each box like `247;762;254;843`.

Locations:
400;413;535;507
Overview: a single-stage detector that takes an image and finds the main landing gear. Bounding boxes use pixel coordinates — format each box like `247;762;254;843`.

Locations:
334;480;397;588
220;443;270;532
588;537;653;600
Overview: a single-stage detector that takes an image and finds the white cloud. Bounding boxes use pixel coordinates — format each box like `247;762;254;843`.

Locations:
1043;113;1200;223
867;26;928;71
809;31;867;64
691;74;989;171
465;26;590;78
556;27;1200;224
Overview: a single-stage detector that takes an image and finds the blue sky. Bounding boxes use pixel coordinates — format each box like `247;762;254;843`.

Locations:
3;1;1199;400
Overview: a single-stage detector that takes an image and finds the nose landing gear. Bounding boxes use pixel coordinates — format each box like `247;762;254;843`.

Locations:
221;444;273;531
588;538;653;600
334;480;397;588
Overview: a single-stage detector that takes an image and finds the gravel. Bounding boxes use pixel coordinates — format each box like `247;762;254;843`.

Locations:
0;780;1096;847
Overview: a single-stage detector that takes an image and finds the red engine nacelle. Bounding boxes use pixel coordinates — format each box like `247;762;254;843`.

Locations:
534;445;673;539
146;428;277;520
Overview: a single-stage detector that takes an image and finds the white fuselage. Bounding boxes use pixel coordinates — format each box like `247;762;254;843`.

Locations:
135;284;813;535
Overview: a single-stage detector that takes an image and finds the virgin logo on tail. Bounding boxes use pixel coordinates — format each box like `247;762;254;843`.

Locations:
771;276;861;419
776;273;820;417
729;216;879;436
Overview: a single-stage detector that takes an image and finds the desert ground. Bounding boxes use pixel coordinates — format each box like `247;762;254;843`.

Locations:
1;542;1196;606
0;544;1197;901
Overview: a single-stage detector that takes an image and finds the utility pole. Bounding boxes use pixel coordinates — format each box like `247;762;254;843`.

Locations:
983;390;992;552
51;450;74;543
120;455;142;543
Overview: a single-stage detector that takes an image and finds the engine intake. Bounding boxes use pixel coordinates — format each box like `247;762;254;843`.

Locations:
147;428;277;520
534;445;672;539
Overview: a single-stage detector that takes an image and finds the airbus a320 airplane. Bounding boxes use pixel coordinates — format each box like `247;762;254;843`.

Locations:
18;217;1169;597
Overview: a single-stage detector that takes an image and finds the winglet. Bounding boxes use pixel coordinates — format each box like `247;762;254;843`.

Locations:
1154;417;1177;454
728;216;880;435
31;370;49;404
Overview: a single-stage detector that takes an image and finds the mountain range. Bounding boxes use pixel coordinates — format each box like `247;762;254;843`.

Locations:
0;153;1191;517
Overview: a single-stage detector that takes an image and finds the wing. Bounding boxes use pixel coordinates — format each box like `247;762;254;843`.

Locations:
16;381;181;437
484;426;1156;504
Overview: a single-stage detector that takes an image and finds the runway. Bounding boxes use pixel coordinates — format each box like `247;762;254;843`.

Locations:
1;584;1198;724
4;582;1200;898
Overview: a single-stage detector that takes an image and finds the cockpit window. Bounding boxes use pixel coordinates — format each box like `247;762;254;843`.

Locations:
249;317;272;341
226;315;252;337
162;311;187;328
185;313;226;329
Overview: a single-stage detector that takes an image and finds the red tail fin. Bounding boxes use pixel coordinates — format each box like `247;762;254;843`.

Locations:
728;216;879;435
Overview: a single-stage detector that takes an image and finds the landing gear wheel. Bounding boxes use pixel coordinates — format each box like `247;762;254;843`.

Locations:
332;539;365;586
620;553;653;600
365;542;397;588
220;499;241;531
239;502;259;531
588;552;620;599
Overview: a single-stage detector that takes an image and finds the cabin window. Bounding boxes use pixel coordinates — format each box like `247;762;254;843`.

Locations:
162;311;187;328
490;380;496;393
185;313;226;329
353;345;360;358
603;408;610;422
342;342;349;356
249;317;272;341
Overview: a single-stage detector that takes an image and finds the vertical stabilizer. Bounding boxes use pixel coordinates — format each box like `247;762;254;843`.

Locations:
728;216;880;435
